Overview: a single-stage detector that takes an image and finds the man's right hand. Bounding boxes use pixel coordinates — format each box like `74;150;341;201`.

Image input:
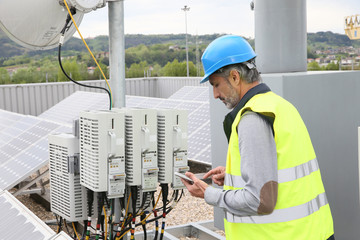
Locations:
203;166;226;186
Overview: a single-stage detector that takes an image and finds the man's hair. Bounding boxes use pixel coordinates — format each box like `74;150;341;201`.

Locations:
214;59;261;84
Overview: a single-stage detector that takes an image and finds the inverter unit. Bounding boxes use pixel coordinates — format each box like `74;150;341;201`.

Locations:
124;108;159;192
79;110;126;198
49;133;87;222
157;109;189;189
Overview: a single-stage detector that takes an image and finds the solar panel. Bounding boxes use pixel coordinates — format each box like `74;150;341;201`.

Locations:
39;91;109;125
0;190;55;240
0;110;70;190
168;86;209;102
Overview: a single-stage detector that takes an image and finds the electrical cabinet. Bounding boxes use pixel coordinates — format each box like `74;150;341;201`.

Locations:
79;110;126;198
124;108;159;192
157;109;189;189
49;133;87;222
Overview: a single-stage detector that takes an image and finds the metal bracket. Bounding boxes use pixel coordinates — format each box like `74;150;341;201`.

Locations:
13;169;49;196
68;153;80;174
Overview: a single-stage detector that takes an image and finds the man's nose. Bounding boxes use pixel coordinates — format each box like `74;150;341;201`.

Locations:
213;87;220;99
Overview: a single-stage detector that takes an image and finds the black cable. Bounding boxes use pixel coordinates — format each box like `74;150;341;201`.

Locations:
100;214;105;240
86;189;94;238
142;191;154;211
63;219;72;237
152;192;158;240
58;44;111;110
137;192;148;215
95;193;104;239
58;11;112;110
130;187;138;239
82;220;87;240
59;216;63;234
140;213;147;240
159;184;168;240
178;190;184;201
109;199;114;240
60;7;76;34
55;215;61;234
115;207;174;236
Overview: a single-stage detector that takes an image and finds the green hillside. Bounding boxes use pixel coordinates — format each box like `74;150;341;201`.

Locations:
0;29;359;84
307;31;360;49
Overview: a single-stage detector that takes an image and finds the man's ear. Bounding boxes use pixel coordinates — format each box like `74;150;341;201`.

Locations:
229;69;241;87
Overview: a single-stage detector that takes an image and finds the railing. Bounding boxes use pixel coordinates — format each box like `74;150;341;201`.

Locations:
0;77;203;116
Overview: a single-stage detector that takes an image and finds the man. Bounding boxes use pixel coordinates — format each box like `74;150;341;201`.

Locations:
181;35;334;240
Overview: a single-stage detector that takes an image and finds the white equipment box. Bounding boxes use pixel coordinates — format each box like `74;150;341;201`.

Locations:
157;109;189;189
49;133;87;222
79;110;126;198
124;108;159;192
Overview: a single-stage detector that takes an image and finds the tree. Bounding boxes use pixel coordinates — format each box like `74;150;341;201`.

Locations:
161;59;197;76
326;62;338;71
126;61;148;78
93;62;109;80
0;68;10;84
40;60;58;82
12;68;29;84
307;61;321;71
307;47;318;59
58;60;81;81
151;63;162;77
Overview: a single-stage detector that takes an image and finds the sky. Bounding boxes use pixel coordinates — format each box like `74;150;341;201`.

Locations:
75;0;360;39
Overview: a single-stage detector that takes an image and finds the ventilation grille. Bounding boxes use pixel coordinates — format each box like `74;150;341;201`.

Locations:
125;115;134;184
49;143;85;221
79;117;100;190
157;115;166;182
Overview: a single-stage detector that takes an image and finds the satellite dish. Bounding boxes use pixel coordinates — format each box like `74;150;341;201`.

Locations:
0;0;104;50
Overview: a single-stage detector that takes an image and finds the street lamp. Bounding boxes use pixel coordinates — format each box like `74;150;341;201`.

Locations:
181;5;190;77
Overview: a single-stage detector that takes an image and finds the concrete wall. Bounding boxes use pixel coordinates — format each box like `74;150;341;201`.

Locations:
210;71;360;238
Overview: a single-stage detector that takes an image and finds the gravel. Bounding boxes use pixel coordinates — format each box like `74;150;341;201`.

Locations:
14;163;224;239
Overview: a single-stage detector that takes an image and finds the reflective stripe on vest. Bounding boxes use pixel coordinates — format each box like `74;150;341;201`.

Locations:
225;192;328;224
224;158;319;188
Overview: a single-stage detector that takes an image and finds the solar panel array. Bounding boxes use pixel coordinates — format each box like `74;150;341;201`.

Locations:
0;188;72;240
0;189;55;239
168;86;209;102
39;87;211;164
0;109;71;190
0;86;210;238
39;91;109;125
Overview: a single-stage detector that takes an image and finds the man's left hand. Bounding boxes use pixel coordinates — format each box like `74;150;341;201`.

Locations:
181;172;209;199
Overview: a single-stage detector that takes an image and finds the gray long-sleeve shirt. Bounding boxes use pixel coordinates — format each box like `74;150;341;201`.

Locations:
204;111;278;216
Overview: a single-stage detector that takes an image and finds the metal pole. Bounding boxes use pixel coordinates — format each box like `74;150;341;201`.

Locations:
108;0;126;230
254;0;307;73
109;0;126;108
182;5;190;77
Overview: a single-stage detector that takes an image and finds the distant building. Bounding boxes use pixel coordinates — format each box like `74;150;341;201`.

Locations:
87;66;96;74
169;45;180;51
341;58;353;65
95;52;109;59
5;66;26;77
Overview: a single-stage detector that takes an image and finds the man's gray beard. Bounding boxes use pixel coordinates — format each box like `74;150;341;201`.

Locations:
224;95;239;109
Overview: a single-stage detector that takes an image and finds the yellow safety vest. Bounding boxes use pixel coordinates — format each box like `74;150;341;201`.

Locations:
224;91;334;240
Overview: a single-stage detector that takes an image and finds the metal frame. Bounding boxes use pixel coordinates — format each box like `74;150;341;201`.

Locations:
133;220;225;240
13;169;48;196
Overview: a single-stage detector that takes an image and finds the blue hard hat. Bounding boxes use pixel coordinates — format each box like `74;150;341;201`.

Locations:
200;35;256;83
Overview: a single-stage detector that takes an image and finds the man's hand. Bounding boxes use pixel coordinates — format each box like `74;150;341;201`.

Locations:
181;172;209;199
203;166;226;186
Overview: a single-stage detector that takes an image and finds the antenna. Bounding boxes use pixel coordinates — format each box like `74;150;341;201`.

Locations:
0;0;105;50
